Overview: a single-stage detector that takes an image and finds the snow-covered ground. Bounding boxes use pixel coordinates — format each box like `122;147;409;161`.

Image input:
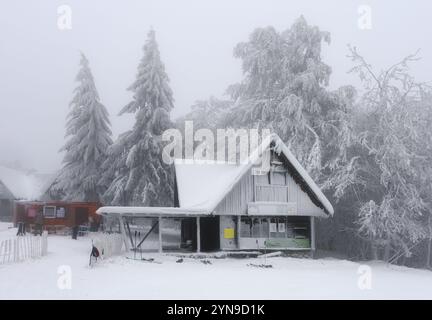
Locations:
1;222;432;299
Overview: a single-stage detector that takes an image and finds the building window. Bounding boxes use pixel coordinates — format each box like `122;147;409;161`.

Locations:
271;171;286;185
261;218;269;238
240;216;310;240
240;217;252;237
255;173;270;185
251;218;261;237
287;216;310;239
43;206;56;218
240;217;271;238
56;207;66;218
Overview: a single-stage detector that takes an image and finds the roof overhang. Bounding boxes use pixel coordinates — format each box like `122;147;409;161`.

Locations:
96;206;211;218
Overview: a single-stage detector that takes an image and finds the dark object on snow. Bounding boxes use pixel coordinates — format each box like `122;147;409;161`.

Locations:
16;222;26;236
176;258;183;263
247;263;273;268
72;226;79;240
34;223;43;236
126;257;162;264
201;260;212;265
33;210;44;236
89;244;100;266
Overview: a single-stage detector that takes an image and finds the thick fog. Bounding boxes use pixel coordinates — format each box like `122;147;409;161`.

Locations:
0;0;431;173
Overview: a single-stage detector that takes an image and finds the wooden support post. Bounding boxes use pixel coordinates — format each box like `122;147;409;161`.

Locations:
311;216;316;257
136;220;159;249
252;174;256;202
196;216;201;253
158;216;163;253
118;216;130;252
237;215;241;249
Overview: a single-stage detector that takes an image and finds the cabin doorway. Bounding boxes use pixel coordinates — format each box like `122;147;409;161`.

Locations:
200;216;220;252
75;207;89;225
181;218;197;251
180;217;220;252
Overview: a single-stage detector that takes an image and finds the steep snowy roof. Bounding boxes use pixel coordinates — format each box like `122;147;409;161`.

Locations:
0;166;49;200
271;135;334;215
174;159;247;210
0;179;14;199
174;133;334;216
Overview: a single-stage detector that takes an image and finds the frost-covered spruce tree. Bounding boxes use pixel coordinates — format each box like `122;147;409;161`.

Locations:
101;29;174;206
226;16;356;182
48;53;113;201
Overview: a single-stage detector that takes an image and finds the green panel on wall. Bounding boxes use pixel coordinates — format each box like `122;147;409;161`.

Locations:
265;238;310;249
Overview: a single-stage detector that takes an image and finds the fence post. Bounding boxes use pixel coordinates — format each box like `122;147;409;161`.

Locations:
8;239;12;263
42;231;48;256
0;240;4;264
29;236;33;258
13;239;17;263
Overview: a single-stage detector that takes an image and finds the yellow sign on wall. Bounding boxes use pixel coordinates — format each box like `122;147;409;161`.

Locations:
224;228;235;239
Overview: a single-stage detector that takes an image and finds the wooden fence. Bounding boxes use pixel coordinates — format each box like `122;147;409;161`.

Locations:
91;233;124;259
0;231;48;265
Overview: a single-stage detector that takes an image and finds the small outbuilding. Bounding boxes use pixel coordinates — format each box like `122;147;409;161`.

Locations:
0;179;15;221
14;201;102;234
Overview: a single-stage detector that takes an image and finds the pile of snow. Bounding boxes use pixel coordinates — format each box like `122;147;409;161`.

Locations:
0;222;16;241
1;232;432;299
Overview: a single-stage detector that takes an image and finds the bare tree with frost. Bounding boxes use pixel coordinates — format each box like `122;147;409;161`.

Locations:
100;29;174;206
47;53;113;201
336;47;431;262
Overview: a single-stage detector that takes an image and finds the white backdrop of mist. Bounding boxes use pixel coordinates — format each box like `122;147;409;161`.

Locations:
0;0;431;173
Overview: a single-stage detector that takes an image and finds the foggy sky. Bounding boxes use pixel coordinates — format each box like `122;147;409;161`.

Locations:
0;0;431;173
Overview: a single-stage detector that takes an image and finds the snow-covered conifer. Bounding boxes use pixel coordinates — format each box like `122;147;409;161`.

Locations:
47;53;113;201
101;29;174;206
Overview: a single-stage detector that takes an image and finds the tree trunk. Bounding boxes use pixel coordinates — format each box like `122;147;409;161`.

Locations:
371;242;378;260
426;215;432;269
383;241;391;262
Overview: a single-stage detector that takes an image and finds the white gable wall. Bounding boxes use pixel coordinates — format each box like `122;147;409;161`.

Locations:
214;166;327;217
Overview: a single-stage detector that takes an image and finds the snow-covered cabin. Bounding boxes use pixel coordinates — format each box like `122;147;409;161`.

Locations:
97;134;333;253
0;179;15;221
0;165;54;222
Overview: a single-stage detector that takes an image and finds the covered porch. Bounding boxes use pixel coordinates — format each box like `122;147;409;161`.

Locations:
96;207;217;253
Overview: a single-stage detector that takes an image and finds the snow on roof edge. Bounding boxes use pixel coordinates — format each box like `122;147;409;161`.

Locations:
272;135;334;216
195;133;333;216
96;206;210;216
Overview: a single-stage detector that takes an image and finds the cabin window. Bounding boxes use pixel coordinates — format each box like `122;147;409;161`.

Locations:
255;172;270;185
271;171;286;185
56;207;66;218
240;217;272;238
240;216;310;240
293;226;308;239
240;217;252;237
251;218;261;237
269;217;286;238
261;218;270;238
27;207;37;218
43;206;56;218
287;216;310;239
